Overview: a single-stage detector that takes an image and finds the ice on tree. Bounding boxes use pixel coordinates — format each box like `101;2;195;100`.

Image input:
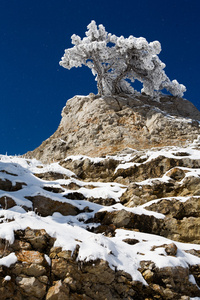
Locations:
60;21;186;98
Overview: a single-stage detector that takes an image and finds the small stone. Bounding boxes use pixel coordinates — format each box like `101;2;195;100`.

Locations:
165;243;177;256
166;168;185;181
63;276;77;292
117;275;127;283
142;269;154;282
16;250;45;264
122;238;139;245
16;276;46;298
24;264;46;277
38;275;49;284
0;196;16;209
151;283;164;296
46;280;69;300
11;239;32;251
57;250;72;260
51;258;69;278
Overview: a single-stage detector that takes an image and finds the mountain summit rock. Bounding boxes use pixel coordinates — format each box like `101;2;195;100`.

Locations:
27;93;200;162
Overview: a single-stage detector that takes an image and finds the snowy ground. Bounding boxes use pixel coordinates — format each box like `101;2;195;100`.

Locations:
1;140;200;286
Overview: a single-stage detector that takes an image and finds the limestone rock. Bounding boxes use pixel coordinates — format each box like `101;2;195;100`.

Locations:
16;250;45;265
51;257;69;278
94;209;163;234
16;276;46;298
46;280;69;300
0;224;200;299
145;197;200;243
2;93;200;299
165;243;178;256
0;196;16;209
25;94;200;163
23;227;55;252
61;156;118;181
25;195;80;217
0;178;25;192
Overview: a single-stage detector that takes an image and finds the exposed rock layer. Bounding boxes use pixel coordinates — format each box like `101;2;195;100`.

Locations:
1;228;200;300
1;94;200;299
26;94;200;163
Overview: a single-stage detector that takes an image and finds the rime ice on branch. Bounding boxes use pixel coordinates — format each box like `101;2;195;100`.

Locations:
59;20;186;98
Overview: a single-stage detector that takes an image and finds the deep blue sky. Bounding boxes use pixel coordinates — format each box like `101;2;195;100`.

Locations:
0;0;200;155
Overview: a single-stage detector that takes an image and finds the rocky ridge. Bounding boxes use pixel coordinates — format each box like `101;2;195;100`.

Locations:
26;93;200;163
1;94;200;299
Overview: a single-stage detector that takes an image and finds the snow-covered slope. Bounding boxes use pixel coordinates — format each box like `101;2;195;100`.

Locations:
1;139;200;299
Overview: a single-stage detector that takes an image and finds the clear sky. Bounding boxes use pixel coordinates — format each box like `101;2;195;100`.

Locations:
0;0;200;155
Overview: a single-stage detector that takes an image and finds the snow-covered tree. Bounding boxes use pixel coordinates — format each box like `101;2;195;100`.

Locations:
60;20;186;97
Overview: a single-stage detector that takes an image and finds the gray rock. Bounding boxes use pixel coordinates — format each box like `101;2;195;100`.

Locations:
25;94;200;163
16;276;46;298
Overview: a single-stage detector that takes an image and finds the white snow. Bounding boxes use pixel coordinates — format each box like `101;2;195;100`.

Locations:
189;274;198;285
44;254;51;266
1;142;200;285
4;275;11;281
99;203;165;219
0;253;17;267
65;155;105;164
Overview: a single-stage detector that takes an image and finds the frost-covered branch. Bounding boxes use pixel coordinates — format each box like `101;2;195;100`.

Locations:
59;20;186;97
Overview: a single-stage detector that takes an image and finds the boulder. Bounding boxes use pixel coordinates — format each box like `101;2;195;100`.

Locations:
25;195;80;217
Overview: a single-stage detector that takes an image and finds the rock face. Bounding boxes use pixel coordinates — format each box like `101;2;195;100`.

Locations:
1;228;200;300
26;93;200;162
1;93;200;299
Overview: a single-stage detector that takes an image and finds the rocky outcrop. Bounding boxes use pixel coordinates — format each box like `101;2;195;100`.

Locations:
2;144;200;298
26;94;200;163
1;228;200;300
94;209;164;235
25;195;80;217
2;94;200;299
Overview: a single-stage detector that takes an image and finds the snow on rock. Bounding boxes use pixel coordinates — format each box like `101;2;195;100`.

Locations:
1;141;200;298
0;253;17;267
